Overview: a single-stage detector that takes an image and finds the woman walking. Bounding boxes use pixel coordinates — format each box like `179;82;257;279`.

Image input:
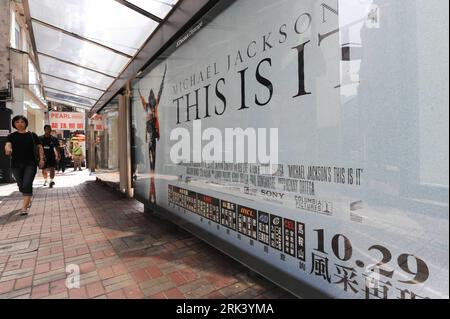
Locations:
4;115;45;216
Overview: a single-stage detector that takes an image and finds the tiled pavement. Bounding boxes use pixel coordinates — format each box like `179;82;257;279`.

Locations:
0;171;295;299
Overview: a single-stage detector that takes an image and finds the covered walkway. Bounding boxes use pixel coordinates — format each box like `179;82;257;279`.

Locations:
0;173;294;299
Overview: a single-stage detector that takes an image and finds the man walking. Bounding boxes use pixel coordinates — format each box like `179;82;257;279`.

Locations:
40;125;60;188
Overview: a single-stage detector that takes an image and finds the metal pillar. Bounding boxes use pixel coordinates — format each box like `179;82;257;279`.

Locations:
118;86;132;198
87;123;95;172
0;104;13;183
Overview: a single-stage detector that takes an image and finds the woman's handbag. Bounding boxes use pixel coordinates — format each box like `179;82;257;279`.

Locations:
29;131;41;167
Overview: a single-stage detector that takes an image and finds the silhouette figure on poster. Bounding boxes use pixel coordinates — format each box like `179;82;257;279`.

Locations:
139;65;167;204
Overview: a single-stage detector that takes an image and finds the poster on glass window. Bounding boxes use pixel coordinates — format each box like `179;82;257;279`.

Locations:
132;0;449;299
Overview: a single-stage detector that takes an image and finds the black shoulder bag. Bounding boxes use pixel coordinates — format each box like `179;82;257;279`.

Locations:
29;132;40;166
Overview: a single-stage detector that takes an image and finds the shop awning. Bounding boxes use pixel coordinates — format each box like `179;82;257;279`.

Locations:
24;0;181;110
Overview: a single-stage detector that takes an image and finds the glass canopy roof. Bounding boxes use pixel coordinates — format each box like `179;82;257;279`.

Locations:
27;0;180;109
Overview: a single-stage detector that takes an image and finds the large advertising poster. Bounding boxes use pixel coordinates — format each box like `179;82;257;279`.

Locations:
132;0;449;299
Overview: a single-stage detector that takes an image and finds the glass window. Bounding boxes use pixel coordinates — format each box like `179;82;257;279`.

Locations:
42;74;104;100
27;59;45;103
32;22;129;77
38;54;114;90
28;0;182;112
45;87;95;109
29;0;159;56
131;0;449;300
94;100;119;170
14;23;21;49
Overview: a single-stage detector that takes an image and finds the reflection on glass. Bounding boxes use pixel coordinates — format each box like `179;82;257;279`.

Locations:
38;54;114;90
41;74;104;100
29;0;159;55
32;22;129;76
45;88;94;108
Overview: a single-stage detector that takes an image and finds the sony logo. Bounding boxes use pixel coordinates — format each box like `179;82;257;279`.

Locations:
260;189;285;200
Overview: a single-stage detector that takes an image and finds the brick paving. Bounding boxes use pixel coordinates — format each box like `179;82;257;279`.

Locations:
0;171;295;299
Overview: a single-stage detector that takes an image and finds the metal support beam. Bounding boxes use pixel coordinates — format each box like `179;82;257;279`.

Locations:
46;98;92;110
41;73;106;92
87;123;96;172
44;86;98;101
114;0;163;23
23;0;47;101
32;18;133;58
37;52;117;78
118;87;133;198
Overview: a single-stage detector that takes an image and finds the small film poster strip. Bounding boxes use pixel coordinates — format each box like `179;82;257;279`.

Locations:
168;184;305;261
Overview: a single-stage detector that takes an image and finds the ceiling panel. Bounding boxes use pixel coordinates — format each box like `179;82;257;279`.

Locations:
38;54;114;90
42;74;104;100
26;0;183;110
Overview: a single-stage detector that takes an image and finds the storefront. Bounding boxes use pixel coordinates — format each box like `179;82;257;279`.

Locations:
48;111;86;167
90;99;120;187
130;0;448;299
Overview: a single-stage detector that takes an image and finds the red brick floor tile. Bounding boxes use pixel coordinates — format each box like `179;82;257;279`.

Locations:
150;256;166;265
103;248;116;257
112;264;127;276
77;247;90;255
51;246;64;255
86;282;105;298
0;175;294;300
40;238;51;244
31;283;50;299
64;249;78;258
38;248;51;258
80;262;96;274
35;262;51;274
168;271;186;286
4;260;22;272
150;292;167;299
0;280;15;295
50;279;67;294
107;289;127;299
98;267;115;280
68;287;88;299
145;266;163;279
51;259;65;270
131;269;150;282
123;284;144;299
164;287;185;299
179;268;199;282
15;276;33;290
21;258;36;269
92;251;105;260
205;275;236;289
